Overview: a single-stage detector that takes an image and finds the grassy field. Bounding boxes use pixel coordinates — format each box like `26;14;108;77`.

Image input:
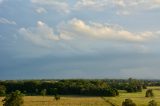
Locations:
0;86;160;106
0;96;109;106
104;86;160;106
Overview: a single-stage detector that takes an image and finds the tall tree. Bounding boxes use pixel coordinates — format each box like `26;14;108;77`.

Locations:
2;90;24;106
145;89;154;97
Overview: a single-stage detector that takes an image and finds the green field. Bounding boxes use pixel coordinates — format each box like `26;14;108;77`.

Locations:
104;86;160;106
0;87;160;106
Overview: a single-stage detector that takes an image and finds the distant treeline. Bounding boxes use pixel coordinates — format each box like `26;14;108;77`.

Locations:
0;78;159;97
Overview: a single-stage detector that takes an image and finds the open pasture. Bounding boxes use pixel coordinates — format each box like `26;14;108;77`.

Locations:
1;87;160;106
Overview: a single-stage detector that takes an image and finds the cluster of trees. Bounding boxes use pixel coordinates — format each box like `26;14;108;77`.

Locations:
108;78;145;92
122;99;157;106
1;78;159;97
0;80;119;96
142;80;160;86
125;78;143;92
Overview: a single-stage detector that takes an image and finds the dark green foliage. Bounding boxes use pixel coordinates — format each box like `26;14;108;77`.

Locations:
148;100;157;106
0;80;119;96
34;80;118;96
0;79;150;97
2;90;23;106
23;81;40;95
0;85;6;96
122;99;136;106
146;89;154;97
4;81;40;95
54;80;119;96
125;78;142;92
109;78;143;93
125;85;142;92
2;79;160;97
48;88;58;95
142;85;147;89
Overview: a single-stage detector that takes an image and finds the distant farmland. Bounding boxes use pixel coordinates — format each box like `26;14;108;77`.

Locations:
1;86;160;106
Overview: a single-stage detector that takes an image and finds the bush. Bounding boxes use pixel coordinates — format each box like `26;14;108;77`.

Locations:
146;89;154;97
0;85;6;96
142;85;147;89
2;90;24;106
122;99;136;106
148;100;157;106
54;94;60;100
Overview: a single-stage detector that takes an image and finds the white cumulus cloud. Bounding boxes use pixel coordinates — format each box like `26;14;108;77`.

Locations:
19;21;74;48
19;21;60;48
19;18;158;54
59;18;154;42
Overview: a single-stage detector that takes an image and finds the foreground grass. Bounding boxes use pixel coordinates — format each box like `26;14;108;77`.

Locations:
0;96;109;106
1;86;160;106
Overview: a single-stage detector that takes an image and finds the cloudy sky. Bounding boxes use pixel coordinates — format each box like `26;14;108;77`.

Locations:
0;0;160;80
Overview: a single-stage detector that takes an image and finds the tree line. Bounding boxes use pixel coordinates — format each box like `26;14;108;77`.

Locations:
0;80;119;96
0;78;156;97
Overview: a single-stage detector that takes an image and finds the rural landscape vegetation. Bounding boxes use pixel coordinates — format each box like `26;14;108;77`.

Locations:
1;0;160;106
0;78;160;106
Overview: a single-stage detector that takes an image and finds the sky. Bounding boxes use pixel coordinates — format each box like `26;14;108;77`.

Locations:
0;0;160;80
